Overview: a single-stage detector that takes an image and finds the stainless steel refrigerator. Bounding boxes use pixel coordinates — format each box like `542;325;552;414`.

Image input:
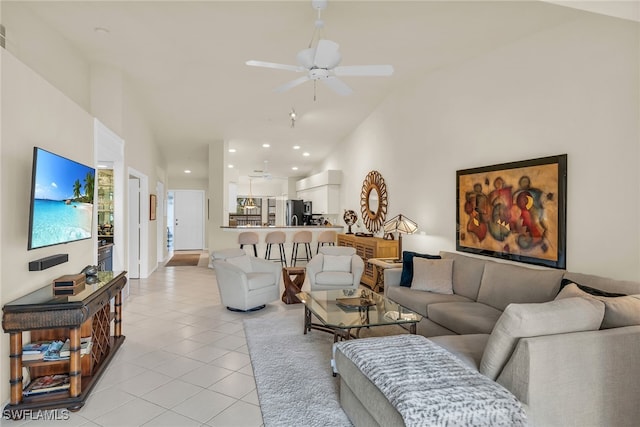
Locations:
286;200;304;226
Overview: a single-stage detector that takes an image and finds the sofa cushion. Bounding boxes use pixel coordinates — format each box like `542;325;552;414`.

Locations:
399;251;441;287
226;255;252;273
386;286;472;317
246;272;275;290
323;255;352;272
439;251;487;300
563;272;640;296
428;302;503;335
556;283;640;329
411;258;453;294
315;271;354;286
476;262;564;311
429;334;490;370
479;297;605;380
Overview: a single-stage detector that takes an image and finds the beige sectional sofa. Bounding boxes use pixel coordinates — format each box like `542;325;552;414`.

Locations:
334;251;640;426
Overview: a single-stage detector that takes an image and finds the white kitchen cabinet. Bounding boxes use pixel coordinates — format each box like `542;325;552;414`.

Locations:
296;170;341;215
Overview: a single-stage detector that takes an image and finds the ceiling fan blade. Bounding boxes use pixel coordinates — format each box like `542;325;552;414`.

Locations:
246;60;304;73
333;65;394;76
321;77;353;96
314;39;341;69
274;75;311;93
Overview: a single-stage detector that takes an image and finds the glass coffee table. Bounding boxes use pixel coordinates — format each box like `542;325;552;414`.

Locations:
296;288;423;342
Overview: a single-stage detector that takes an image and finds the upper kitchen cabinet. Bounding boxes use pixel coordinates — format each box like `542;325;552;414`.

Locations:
296;170;341;215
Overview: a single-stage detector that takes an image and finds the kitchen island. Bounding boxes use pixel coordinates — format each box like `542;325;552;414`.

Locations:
220;225;344;259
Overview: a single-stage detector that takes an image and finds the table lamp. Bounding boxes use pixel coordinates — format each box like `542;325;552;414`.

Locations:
383;214;418;262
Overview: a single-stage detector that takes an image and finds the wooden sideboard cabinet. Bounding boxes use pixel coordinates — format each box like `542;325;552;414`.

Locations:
337;234;398;288
2;271;127;416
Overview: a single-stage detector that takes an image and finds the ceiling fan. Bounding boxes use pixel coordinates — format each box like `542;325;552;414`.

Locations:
250;160;275;180
246;0;394;96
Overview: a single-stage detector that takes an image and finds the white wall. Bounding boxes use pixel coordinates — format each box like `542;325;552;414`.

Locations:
0;49;96;402
322;13;639;281
2;2;90;110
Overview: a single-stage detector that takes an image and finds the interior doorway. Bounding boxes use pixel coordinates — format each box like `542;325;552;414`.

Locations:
128;177;141;278
169;190;205;250
128;168;149;278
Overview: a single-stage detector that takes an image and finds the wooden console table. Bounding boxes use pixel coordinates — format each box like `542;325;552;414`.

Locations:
337;234;398;288
2;271;127;415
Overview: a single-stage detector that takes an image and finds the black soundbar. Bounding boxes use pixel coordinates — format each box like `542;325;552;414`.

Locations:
29;254;69;271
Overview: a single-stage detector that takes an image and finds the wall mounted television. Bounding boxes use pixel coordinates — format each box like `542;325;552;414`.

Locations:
28;147;96;250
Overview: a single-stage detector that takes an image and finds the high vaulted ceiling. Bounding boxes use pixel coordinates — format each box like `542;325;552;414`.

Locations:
7;1;637;182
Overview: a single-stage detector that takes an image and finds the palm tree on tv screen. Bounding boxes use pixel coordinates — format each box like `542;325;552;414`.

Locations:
73;179;82;200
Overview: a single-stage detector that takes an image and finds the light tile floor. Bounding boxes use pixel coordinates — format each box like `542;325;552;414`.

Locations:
7;251;298;427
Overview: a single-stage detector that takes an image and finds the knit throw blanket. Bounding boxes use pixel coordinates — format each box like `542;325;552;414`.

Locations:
335;335;527;427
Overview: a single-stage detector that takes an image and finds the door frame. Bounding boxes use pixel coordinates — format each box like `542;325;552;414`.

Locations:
128;167;149;278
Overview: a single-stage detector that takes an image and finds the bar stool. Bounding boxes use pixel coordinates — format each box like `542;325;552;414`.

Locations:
238;231;259;257
291;230;312;266
316;230;337;254
264;231;287;267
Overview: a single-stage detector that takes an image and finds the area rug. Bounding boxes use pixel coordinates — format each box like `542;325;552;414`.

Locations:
244;310;353;427
165;253;201;266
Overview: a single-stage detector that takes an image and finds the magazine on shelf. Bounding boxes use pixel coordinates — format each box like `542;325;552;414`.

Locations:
41;340;65;361
23;374;70;396
22;341;51;355
42;338;92;360
59;337;92;358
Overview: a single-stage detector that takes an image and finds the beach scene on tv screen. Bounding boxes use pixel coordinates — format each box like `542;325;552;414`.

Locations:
30;149;94;249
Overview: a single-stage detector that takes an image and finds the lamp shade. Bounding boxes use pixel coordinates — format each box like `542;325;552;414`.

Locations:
383;214;418;235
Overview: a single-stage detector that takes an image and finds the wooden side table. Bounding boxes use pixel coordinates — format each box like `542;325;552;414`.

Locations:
367;258;402;293
282;267;306;304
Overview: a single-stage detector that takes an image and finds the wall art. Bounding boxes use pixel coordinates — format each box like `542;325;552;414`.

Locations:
456;154;567;269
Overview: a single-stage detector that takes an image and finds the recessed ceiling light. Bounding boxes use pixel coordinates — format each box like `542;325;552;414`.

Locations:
292;166;299;171
184;170;191;174
303;152;310;157
228;164;234;168
262;143;270;148
228;148;236;153
293;145;300;150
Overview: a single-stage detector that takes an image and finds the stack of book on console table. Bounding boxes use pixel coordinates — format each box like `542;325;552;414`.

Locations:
23;374;70;396
22;341;52;361
41;337;92;361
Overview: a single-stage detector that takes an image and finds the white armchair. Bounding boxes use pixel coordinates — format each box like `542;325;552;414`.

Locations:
306;246;364;291
211;248;281;311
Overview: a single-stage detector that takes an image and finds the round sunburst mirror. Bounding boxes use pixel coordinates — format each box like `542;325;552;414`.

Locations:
360;170;388;233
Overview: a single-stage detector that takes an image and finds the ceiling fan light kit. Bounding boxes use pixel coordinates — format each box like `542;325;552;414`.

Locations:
246;0;393;97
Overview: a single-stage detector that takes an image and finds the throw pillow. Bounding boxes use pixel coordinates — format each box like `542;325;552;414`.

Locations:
558;278;625;298
555;283;640;329
410;258;454;294
399;251;441;287
323;255;352;272
479;297;605;380
226;255;252;273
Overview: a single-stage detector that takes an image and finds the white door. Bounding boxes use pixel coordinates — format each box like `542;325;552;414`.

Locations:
128;178;141;278
173;190;204;250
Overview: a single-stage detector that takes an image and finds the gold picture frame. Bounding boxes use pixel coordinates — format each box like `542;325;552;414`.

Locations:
150;194;157;221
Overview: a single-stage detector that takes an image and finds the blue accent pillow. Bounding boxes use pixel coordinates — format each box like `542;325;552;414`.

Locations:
399;251;441;287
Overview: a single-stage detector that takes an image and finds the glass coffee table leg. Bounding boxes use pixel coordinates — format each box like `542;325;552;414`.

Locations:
304;306;311;334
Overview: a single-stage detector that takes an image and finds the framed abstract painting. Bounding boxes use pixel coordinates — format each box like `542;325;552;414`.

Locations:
456;154;567;269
